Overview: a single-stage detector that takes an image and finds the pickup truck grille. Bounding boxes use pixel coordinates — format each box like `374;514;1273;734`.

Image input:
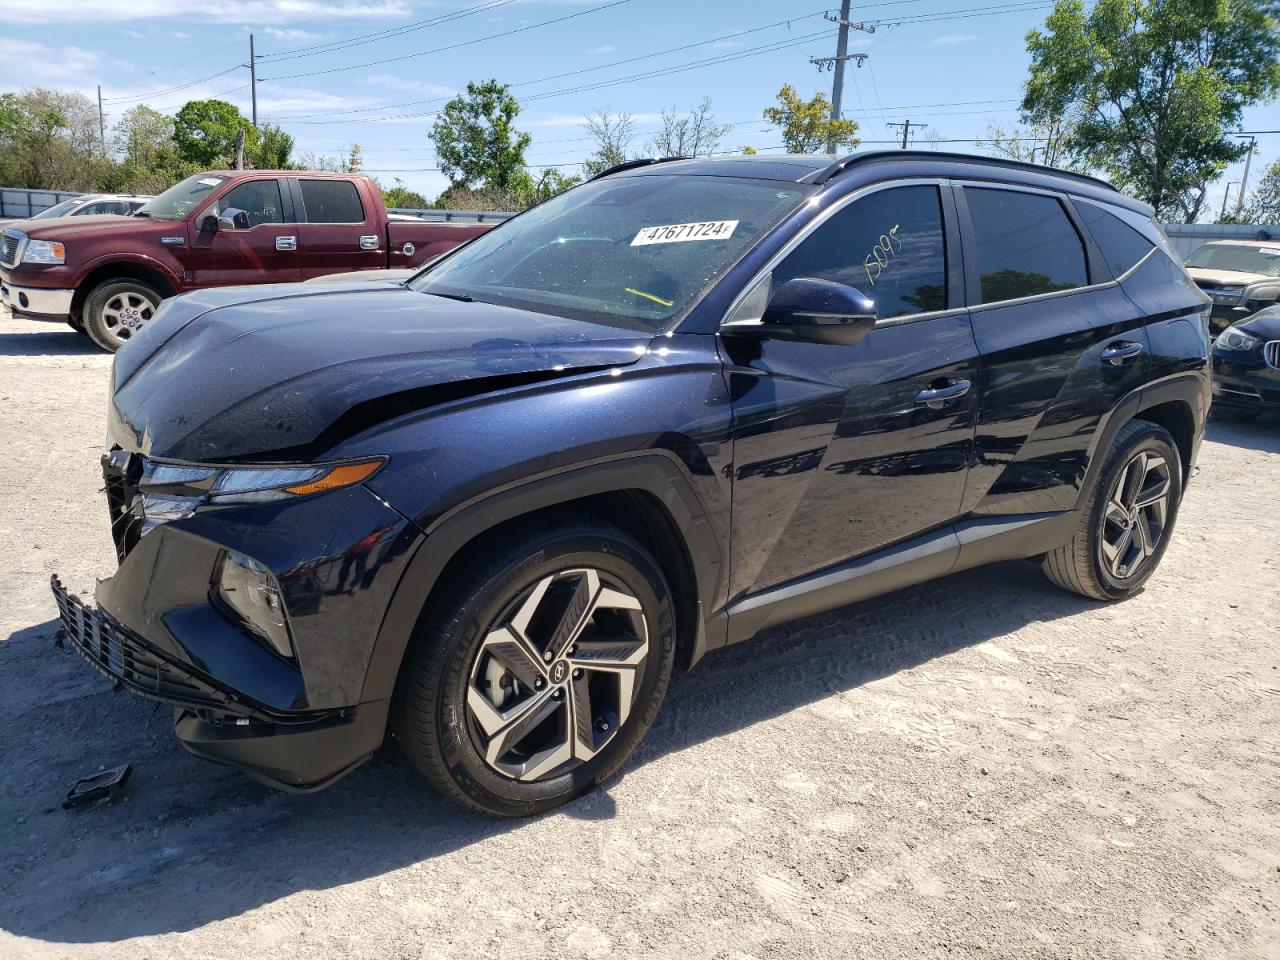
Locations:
1;230;22;268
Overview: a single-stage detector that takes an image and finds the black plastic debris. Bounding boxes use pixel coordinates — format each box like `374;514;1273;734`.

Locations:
63;764;132;810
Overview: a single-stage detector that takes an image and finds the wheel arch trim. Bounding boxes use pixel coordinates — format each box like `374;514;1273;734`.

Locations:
359;451;725;703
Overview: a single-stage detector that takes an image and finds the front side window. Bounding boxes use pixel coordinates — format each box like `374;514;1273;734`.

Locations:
412;174;812;332
966;187;1088;303
217;179;285;228
299;179;366;223
772;185;949;319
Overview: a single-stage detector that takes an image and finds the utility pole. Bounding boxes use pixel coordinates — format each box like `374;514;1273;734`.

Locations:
1221;181;1241;221
810;1;872;153
249;34;258;128
1235;135;1256;218
96;85;106;158
887;120;927;149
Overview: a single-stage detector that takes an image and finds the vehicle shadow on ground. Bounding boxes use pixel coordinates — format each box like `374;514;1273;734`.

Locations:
1;560;1097;945
0;329;103;358
1206;412;1280;454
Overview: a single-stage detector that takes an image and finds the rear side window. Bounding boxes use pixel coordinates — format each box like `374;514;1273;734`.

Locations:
773;184;948;318
1077;202;1155;277
300;179;366;223
965;188;1088;303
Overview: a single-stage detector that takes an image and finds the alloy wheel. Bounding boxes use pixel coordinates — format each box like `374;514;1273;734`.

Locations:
1100;450;1172;581
465;568;649;783
100;291;156;343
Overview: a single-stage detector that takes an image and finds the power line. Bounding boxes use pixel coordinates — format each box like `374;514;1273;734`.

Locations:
261;0;633;81
102;64;242;104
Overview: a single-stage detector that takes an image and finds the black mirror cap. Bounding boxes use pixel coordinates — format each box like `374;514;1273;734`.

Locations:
752;277;878;346
201;214;220;233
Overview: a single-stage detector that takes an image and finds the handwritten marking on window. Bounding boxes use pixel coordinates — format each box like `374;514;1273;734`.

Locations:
863;225;902;287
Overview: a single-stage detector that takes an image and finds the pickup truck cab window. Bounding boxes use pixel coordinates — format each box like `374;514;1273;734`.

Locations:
771;185;949;319
217;179;286;228
136;173;229;221
299;179;366;224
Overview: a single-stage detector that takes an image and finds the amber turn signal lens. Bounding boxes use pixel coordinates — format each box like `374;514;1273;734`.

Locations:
282;458;384;496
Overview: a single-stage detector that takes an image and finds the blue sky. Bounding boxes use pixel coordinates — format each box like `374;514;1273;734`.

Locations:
1;0;1277;215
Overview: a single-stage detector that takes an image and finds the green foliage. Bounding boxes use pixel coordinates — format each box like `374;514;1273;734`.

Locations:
430;79;531;191
0;88;104;190
1234;158;1280;223
762;84;860;154
582;107;638;176
382;178;429;209
1023;0;1280;222
511;167;582;209
174;99;259;167
253;123;296;169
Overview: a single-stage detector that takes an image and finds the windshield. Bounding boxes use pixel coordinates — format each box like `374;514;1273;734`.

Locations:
32;199;81;219
410;174;812;331
1185;242;1280;278
135;174;229;221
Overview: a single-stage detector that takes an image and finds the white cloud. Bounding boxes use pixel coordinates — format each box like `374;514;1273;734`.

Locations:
365;74;456;97
589;44;615;54
264;27;325;43
0;39;103;85
928;34;978;47
2;0;410;25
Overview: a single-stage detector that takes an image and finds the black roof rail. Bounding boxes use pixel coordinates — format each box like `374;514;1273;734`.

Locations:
810;149;1120;194
587;156;688;182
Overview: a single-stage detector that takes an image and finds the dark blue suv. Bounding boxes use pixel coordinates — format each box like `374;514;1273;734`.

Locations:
53;152;1211;816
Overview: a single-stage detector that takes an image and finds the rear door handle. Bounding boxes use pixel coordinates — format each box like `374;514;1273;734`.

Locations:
275;236;297;252
914;379;971;410
359;235;380;250
1102;341;1144;365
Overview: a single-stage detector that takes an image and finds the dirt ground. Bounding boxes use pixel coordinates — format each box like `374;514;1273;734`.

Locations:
0;308;1277;960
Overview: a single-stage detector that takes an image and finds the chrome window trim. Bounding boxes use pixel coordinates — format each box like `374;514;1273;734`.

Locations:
718;177;955;330
964;248;1159;314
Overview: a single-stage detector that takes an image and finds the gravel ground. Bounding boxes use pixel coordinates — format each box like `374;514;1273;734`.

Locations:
0;308;1277;960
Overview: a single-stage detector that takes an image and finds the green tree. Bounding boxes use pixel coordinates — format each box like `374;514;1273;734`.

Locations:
511;167;582;208
430;79;531;191
582;106;637;176
174;99;259;167
0;88;106;190
382;178;429;209
252;123;295;169
1022;0;1280;222
1234;158;1280;222
762;84;859;154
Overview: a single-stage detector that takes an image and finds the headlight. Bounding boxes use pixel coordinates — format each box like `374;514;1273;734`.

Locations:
22;240;65;264
216;550;293;658
1215;327;1261;352
139;457;384;504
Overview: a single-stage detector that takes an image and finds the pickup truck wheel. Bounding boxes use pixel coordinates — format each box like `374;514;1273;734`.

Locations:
83;279;162;352
393;517;676;817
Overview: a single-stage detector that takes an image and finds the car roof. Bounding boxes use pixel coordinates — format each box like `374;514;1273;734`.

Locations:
603;151;1150;216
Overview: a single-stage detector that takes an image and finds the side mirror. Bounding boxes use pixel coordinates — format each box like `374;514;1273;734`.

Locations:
217;207;246;231
726;277;877;346
201;213;220;233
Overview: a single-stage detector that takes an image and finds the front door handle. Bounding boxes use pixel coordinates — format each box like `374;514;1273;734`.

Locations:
914;379;971;410
1102;341;1144;365
275;236;297;252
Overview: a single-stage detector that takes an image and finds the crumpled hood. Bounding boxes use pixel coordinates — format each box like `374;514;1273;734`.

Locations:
110;284;651;461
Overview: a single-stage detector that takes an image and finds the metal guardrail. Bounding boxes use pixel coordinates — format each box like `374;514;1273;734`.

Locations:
0;187;82;220
386;207;516;223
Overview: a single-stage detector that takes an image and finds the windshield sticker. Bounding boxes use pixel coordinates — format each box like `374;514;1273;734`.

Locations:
863;225;903;287
631;220;739;246
198;177;223;186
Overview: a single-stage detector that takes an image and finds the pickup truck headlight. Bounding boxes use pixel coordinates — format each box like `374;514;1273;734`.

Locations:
1215;327;1261;352
22;240;65;264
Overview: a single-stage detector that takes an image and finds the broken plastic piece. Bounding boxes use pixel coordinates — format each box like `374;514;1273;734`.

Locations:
63;764;132;810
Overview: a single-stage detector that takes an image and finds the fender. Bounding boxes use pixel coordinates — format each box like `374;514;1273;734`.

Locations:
74;251;183;294
359;451;727;703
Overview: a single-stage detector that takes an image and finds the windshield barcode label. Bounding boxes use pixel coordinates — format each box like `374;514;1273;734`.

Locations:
631;220;739;246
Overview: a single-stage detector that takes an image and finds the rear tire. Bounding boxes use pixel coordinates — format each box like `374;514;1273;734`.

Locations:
1042;420;1182;601
393;516;676;817
83;279;163;352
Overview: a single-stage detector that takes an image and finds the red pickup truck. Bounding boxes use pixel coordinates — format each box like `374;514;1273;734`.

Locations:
0;170;493;351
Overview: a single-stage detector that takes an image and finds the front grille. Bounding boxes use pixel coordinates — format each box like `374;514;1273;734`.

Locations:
1;230;20;268
102;449;143;564
51;575;241;714
1266;340;1280;371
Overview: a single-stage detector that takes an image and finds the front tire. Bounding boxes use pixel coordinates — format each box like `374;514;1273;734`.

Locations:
1042;420;1182;601
83;279;162;352
393;516;676;817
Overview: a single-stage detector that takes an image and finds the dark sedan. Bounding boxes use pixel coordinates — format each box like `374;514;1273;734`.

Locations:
1212;306;1280;418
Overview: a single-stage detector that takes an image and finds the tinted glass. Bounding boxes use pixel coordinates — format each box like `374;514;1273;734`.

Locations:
1077;202;1154;277
218;179;285;228
300;179;366;223
412;175;811;332
31;199;80;219
966;188;1088;303
773;185;948;318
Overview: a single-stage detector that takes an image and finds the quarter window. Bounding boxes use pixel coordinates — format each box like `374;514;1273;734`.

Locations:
1076;202;1155;277
965;188;1088;303
217;179;285;228
299;179;366;223
772;185;948;318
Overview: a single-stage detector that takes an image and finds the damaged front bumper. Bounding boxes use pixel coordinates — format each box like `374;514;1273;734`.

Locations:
51;575;387;792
